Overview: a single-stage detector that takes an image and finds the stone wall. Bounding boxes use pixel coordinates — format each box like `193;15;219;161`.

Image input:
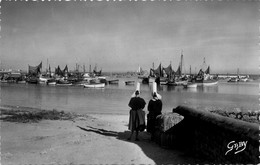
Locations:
154;105;259;164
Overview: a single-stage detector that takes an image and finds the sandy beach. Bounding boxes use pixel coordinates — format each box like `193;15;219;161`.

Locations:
1;105;204;164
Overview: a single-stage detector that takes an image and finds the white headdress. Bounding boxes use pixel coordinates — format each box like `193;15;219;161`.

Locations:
131;82;141;98
152;82;162;100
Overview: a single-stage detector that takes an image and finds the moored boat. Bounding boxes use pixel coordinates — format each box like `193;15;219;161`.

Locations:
194;59;218;86
56;80;72;86
159;77;168;85
27;77;38;84
228;77;239;83
83;83;105;88
48;81;57;86
125;81;135;85
108;79;119;84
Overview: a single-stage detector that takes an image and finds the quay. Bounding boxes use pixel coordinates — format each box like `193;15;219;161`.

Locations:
154;106;258;163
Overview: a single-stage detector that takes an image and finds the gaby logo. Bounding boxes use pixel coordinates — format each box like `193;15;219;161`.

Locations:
225;140;248;155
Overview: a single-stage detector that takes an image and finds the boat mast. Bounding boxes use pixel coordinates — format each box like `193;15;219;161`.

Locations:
203;57;206;69
180;50;183;76
46;59;48;74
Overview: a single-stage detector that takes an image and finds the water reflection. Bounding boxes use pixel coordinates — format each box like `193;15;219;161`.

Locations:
197;85;219;93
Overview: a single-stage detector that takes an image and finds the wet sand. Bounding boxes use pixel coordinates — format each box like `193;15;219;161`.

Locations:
1;105;204;164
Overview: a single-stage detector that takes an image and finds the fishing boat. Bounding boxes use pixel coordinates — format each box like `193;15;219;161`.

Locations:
195;74;218;86
27;76;38;84
27;62;42;84
167;52;188;86
83;83;105;88
194;58;218;86
125;81;135;85
161;64;174;85
149;63;162;84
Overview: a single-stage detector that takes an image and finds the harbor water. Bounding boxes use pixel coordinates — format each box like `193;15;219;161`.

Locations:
1;78;259;115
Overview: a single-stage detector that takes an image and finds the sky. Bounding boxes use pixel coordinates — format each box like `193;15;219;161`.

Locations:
1;0;259;74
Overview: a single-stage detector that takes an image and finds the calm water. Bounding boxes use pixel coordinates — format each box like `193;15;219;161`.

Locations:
1;78;259;115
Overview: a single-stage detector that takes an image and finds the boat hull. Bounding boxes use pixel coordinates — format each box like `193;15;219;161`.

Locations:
196;80;218;86
84;83;105;88
108;80;119;84
56;83;72;86
125;81;135;85
48;82;57;86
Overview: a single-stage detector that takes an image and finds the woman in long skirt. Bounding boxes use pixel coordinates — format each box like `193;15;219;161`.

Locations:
128;90;146;141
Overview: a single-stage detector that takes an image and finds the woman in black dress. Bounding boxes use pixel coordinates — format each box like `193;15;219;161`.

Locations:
147;92;162;140
128;90;146;141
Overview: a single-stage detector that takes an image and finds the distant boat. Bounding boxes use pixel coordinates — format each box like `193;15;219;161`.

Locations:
228;68;241;83
27;77;38;84
239;75;250;82
108;79;119;84
56;80;72;86
159;77;168;85
83;83;105;88
38;76;49;84
48;81;57;86
228;77;239;83
149;63;161;84
27;62;42;84
125;81;135;85
74;80;90;86
194;59;218;86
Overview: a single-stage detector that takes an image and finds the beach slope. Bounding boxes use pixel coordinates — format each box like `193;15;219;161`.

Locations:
1;106;202;164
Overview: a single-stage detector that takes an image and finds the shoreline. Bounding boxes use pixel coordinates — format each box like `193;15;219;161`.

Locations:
1;104;206;164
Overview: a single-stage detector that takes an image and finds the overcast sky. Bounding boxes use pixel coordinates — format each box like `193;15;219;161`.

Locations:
1;1;259;74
